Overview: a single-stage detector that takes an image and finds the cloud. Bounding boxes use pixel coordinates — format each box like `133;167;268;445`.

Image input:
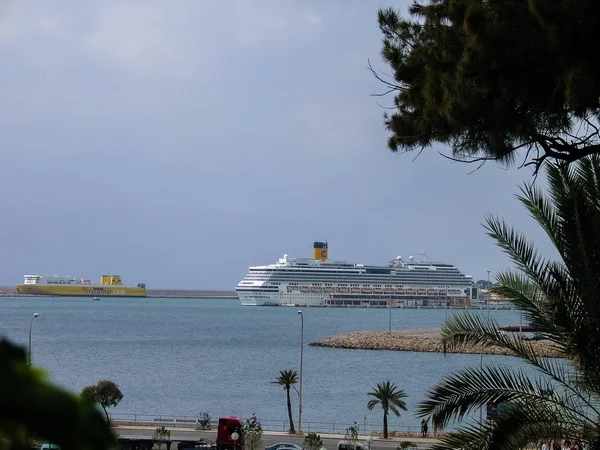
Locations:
0;1;67;45
83;2;198;79
83;0;324;79
0;0;325;78
37;16;66;37
304;12;322;25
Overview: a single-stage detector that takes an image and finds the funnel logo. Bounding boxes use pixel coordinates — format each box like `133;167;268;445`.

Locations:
321;250;326;258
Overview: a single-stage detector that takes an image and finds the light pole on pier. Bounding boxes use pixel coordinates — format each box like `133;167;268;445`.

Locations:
388;299;392;335
28;312;39;366
297;310;304;434
487;270;491;312
445;286;449;321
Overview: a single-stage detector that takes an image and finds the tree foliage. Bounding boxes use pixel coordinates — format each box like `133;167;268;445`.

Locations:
271;370;298;434
475;280;493;290
196;411;211;430
418;154;600;449
367;381;407;439
81;380;123;423
241;417;262;450
303;432;323;450
152;426;170;450
375;1;600;173
0;338;115;450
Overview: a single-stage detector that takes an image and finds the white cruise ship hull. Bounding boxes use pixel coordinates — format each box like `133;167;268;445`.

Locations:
237;290;326;307
236;243;478;308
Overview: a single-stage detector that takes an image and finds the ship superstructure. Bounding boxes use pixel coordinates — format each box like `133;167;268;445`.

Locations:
236;242;477;307
17;274;147;297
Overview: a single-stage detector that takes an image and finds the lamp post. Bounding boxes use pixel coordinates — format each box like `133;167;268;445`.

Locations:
388;299;392;335
445;286;449;321
231;431;239;450
487;270;491;312
297;309;304;434
28;312;39;365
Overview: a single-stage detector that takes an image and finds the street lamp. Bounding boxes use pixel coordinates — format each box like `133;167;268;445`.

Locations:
231;431;239;450
28;312;39;365
444;286;449;321
388;299;392;335
366;435;373;450
487;270;491;312
297;309;304;434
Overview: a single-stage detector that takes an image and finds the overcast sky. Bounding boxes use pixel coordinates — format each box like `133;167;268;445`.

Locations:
0;0;555;289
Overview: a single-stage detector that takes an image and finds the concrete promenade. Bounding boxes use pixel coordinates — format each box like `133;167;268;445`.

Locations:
114;424;443;450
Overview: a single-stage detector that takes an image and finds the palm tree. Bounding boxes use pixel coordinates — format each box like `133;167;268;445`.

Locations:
418;154;600;450
367;381;407;438
272;369;298;433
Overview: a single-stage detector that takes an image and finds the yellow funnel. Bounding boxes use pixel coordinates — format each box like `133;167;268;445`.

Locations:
313;241;328;262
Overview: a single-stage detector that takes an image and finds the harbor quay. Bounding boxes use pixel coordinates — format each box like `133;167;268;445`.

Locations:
0;286;238;299
114;423;443;450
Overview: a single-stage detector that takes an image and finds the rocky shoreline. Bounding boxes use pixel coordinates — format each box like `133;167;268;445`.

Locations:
309;329;564;358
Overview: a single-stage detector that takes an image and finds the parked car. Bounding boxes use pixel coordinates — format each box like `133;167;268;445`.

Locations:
177;439;216;450
337;441;369;450
265;443;304;450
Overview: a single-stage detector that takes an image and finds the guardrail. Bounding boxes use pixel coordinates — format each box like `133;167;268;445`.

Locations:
110;413;454;436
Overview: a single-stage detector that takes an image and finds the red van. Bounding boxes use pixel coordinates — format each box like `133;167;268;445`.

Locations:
216;417;244;450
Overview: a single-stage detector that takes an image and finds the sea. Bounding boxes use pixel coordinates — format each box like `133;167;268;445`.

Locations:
0;297;534;434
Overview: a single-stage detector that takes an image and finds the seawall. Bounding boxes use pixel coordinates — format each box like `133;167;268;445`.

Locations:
309;329;564;358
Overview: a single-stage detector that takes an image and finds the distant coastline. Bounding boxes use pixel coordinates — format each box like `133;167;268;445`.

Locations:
309;329;564;358
0;287;238;299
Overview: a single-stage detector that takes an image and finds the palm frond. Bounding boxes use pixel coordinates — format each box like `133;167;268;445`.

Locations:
440;311;567;364
272;370;298;387
491;270;569;341
440;310;600;412
429;401;585;450
419;362;598;436
518;181;560;252
484;216;551;289
419;155;600;448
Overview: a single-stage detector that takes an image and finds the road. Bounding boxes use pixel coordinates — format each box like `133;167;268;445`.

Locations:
114;426;440;450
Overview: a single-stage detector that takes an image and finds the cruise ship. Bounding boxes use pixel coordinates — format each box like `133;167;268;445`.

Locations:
16;274;147;297
236;242;478;307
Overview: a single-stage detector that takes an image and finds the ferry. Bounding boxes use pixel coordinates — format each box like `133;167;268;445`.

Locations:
16;274;147;297
236;241;478;307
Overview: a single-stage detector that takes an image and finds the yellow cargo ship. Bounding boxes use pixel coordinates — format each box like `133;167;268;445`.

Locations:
16;274;147;297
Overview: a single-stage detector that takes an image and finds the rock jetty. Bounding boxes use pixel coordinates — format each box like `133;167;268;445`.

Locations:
309;329;564;358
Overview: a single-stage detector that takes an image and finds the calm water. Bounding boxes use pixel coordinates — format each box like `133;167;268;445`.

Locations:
0;297;530;431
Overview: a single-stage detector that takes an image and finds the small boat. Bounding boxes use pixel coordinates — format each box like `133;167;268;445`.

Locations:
92;297;101;301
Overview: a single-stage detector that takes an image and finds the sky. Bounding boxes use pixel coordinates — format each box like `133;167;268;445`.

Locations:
0;0;557;290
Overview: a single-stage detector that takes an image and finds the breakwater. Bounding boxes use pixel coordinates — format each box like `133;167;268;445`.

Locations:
0;287;238;299
309;329;564;358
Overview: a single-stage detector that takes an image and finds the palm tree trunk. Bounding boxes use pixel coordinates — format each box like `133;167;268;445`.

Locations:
101;404;110;424
286;387;296;433
383;411;388;439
